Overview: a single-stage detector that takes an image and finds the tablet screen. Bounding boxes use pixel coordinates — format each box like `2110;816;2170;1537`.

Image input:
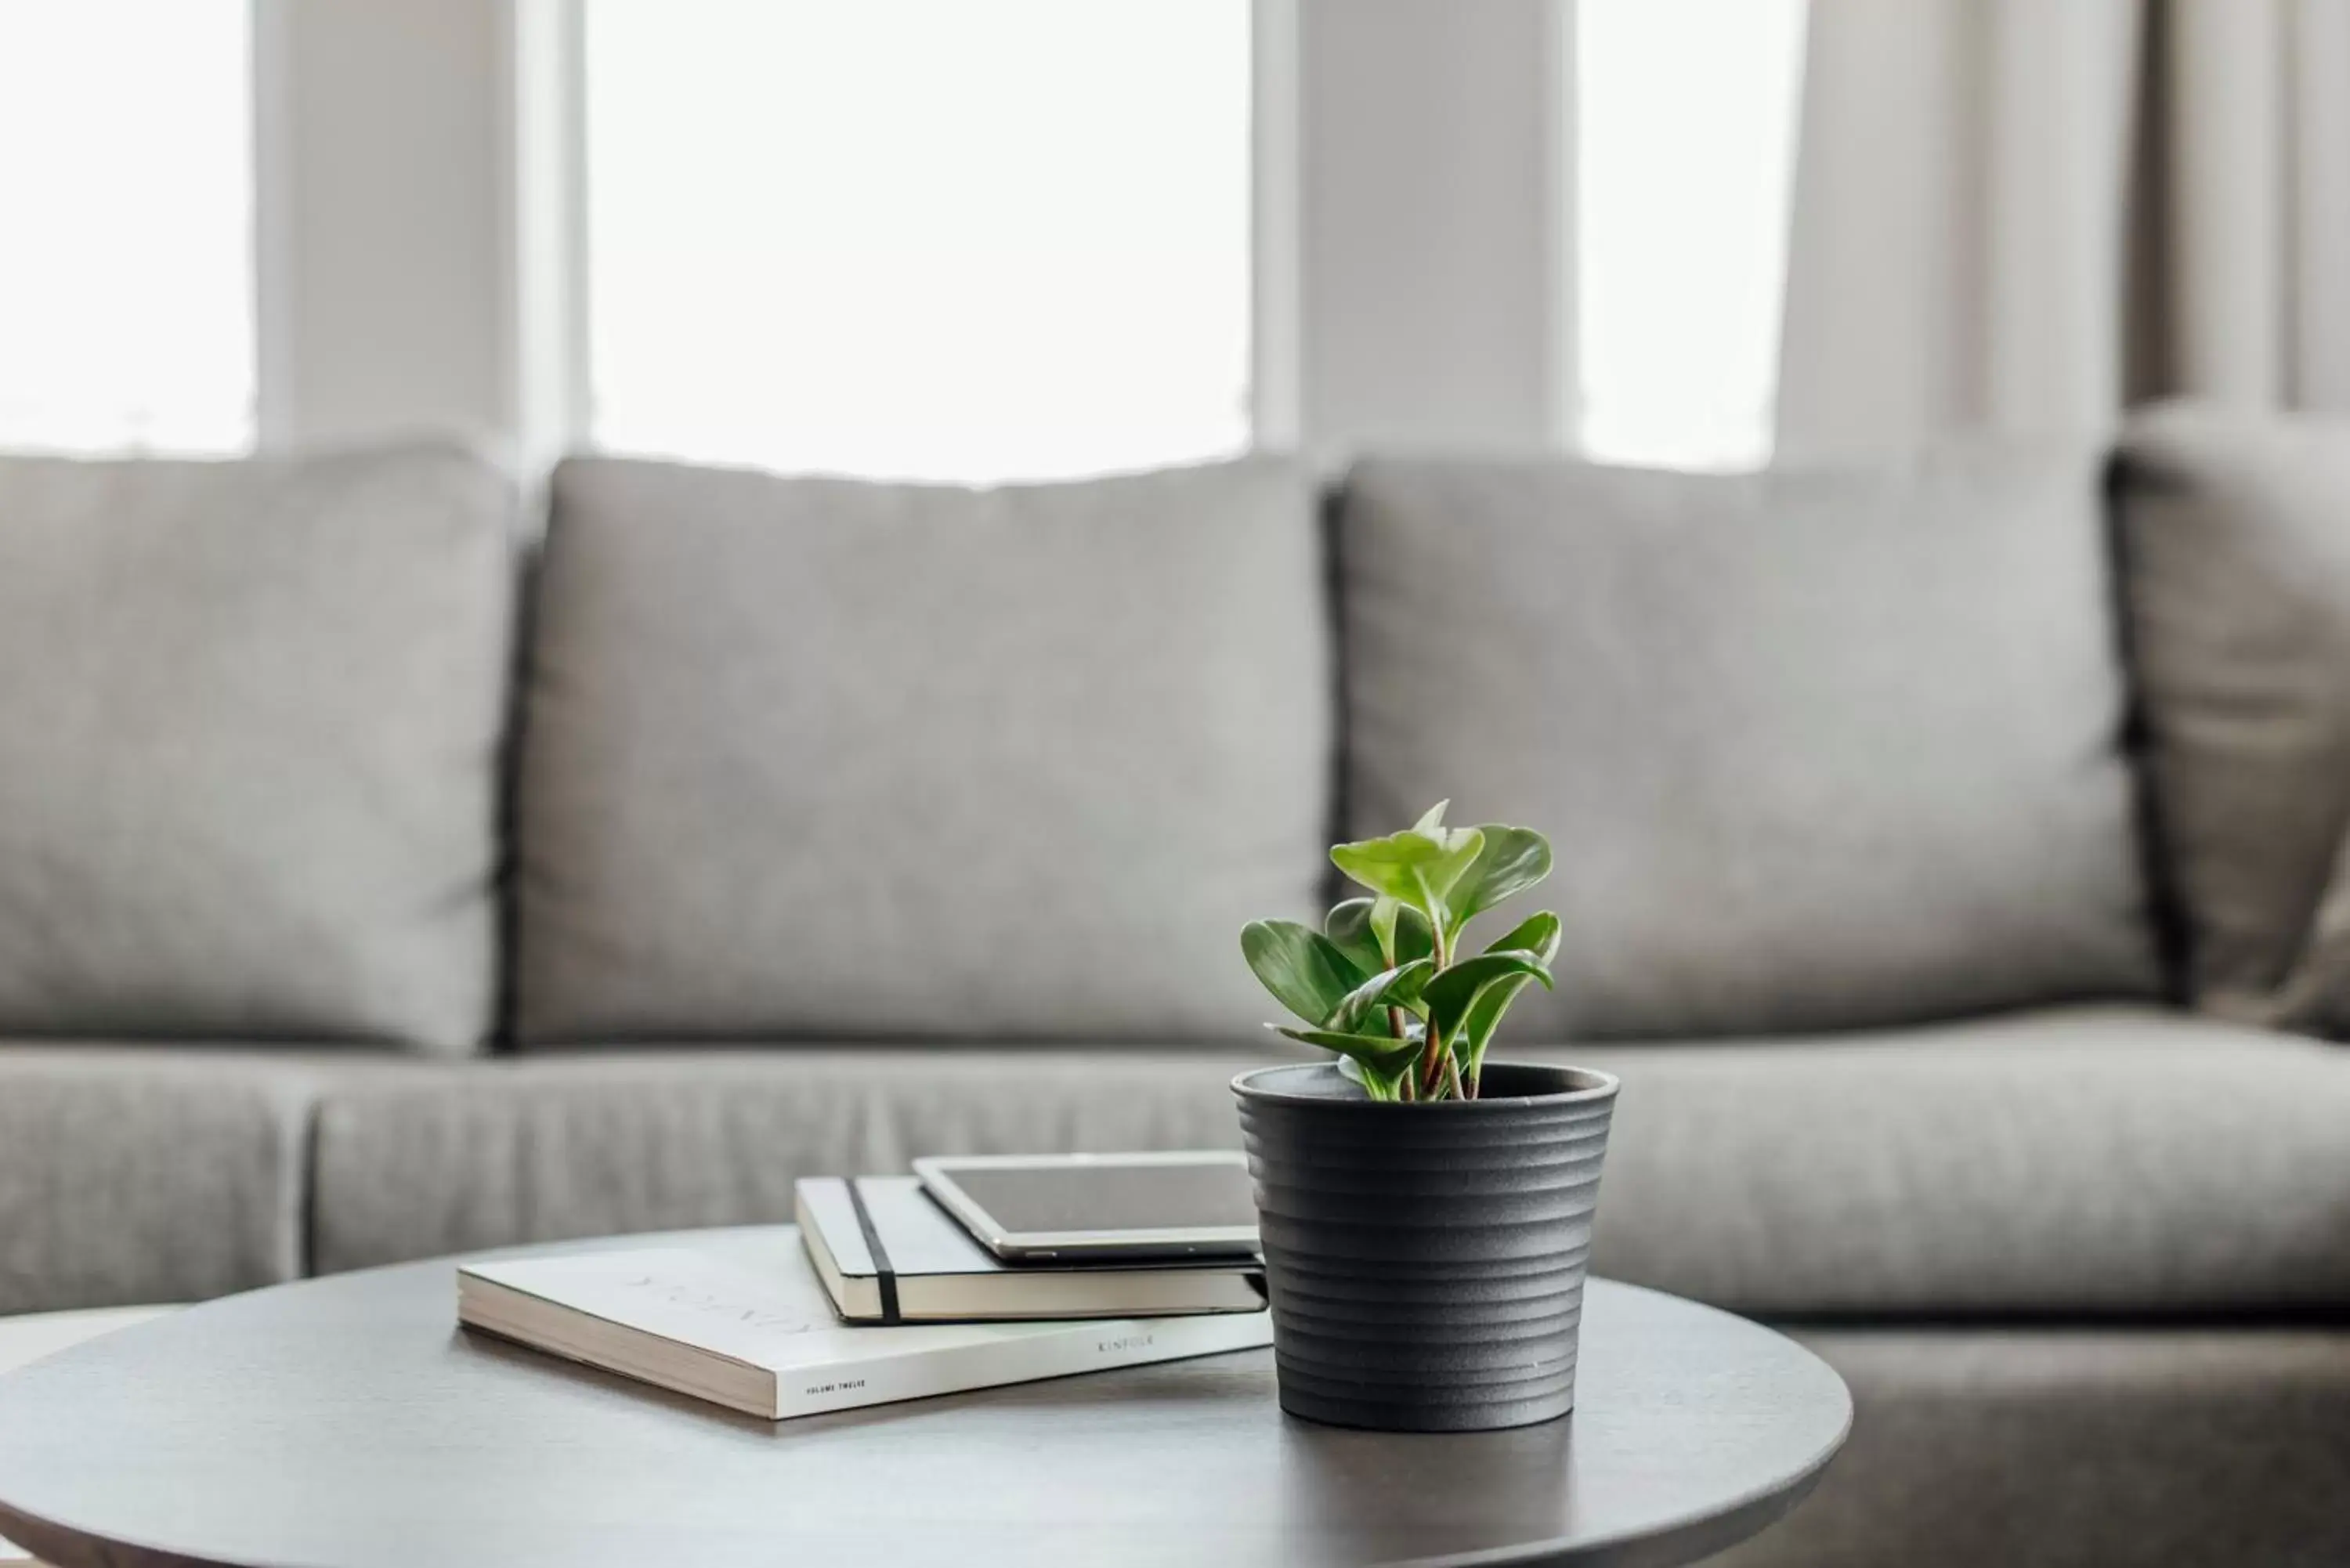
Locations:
933;1158;1257;1237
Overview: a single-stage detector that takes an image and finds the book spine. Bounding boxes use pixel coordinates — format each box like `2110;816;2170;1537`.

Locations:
772;1311;1272;1418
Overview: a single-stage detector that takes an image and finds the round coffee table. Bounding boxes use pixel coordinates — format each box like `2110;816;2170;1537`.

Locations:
0;1228;1848;1568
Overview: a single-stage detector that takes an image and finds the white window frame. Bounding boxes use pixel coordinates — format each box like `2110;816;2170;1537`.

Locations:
245;0;1584;470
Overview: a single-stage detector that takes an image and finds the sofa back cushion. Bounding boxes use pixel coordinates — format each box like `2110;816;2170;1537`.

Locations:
1337;447;2160;1039
2116;406;2350;1024
0;445;515;1053
515;456;1332;1045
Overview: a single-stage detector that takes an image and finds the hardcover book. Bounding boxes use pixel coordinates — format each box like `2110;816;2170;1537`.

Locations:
457;1236;1270;1421
795;1176;1267;1323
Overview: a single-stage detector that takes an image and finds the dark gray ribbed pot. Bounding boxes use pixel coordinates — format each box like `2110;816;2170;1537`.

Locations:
1232;1060;1618;1433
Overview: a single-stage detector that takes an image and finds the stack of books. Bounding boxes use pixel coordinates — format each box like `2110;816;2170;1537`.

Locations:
456;1174;1269;1420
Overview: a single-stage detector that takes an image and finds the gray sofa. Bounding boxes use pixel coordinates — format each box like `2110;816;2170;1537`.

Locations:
5;410;2349;1566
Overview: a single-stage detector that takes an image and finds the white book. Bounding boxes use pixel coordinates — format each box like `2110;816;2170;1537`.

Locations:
457;1234;1272;1421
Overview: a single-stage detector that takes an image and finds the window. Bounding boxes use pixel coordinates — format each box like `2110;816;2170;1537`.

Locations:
583;0;1252;483
0;0;254;454
1576;0;1807;470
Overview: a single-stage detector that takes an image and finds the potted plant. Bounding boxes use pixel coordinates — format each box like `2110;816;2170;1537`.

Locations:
1235;802;1618;1432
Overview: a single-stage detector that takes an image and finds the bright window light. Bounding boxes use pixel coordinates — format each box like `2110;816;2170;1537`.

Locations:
1577;0;1806;471
584;0;1252;483
0;0;254;455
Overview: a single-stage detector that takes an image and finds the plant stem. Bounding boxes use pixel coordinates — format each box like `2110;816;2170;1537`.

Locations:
1386;1002;1421;1101
1416;898;1455;1097
1442;1050;1466;1100
1419;1024;1448;1099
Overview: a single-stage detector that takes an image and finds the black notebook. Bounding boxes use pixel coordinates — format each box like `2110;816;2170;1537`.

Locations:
795;1176;1267;1324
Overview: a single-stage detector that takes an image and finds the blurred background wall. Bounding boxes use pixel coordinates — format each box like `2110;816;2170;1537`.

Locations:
5;1;2337;482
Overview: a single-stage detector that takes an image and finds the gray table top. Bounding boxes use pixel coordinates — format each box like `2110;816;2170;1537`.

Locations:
0;1228;1849;1568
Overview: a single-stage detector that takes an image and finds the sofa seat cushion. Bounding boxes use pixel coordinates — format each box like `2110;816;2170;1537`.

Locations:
1338;448;2160;1039
308;1044;1289;1274
309;1006;2350;1314
0;446;515;1053
0;1048;349;1313
1574;1006;2350;1315
516;456;1332;1046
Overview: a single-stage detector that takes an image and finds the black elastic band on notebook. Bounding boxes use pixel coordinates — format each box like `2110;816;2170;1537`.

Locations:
845;1178;900;1324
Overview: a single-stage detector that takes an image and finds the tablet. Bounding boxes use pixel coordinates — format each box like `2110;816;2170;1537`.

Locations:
911;1151;1260;1262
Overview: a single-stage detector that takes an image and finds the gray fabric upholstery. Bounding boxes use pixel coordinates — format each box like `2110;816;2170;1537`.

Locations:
1338;449;2160;1039
1721;1328;2350;1568
2117;406;2350;1024
515;456;1332;1045
0;446;514;1053
306;1006;2350;1315
0;1048;342;1313
308;1042;1293;1274
1574;1006;2350;1315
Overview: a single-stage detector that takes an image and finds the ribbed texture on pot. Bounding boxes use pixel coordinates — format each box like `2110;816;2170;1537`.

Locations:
1234;1060;1618;1432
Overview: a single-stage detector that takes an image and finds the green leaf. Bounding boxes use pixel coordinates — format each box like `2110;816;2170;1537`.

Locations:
1324;898;1384;976
1454;913;1563;1080
1241;920;1367;1026
1421;950;1554;1043
1274;1025;1425;1101
1456;974;1538;1082
1328;956;1435;1035
1412;800;1452;833
1274;1025;1425;1064
1395;903;1437;963
1363;897;1435;969
1449;826;1553;934
1330;824;1486;925
1481;910;1562;966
